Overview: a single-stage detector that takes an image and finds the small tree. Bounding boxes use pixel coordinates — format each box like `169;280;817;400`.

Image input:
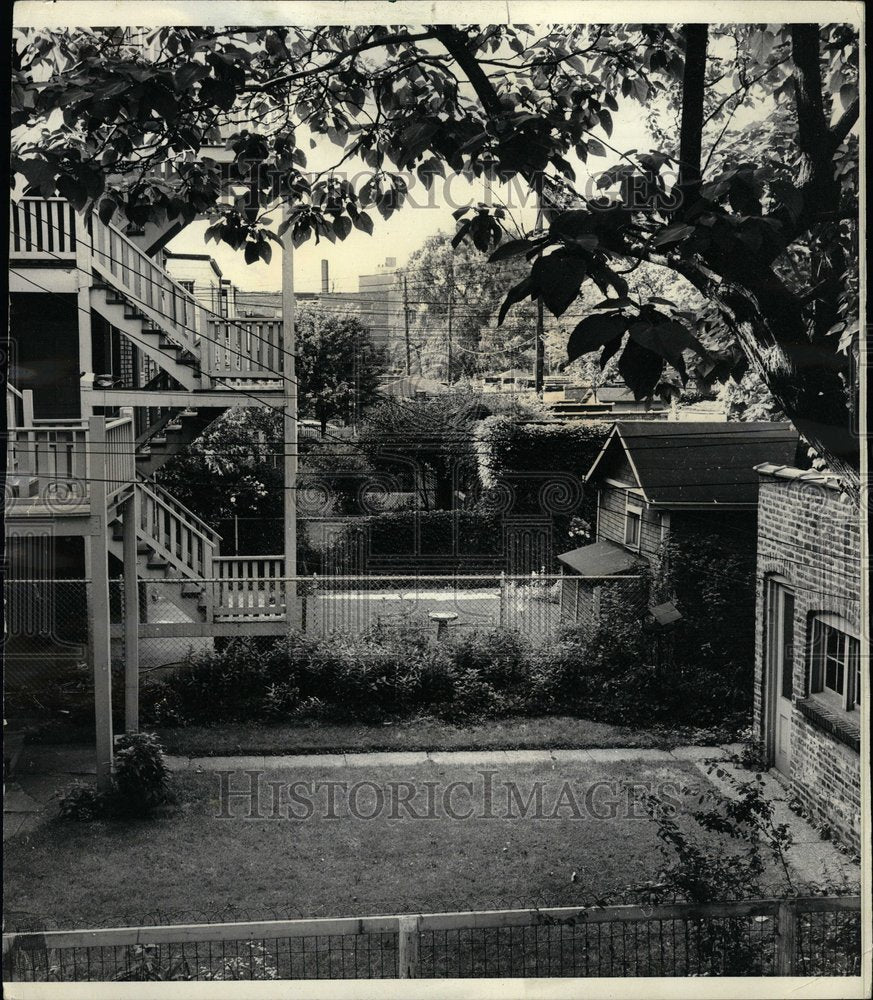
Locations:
295;304;385;434
359;392;487;510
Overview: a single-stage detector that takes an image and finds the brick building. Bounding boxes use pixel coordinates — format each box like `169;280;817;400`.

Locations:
753;465;862;851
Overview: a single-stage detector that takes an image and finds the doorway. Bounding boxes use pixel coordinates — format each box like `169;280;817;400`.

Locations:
764;577;795;778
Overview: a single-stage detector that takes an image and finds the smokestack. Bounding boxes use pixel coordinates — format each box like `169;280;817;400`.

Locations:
321;259;329;294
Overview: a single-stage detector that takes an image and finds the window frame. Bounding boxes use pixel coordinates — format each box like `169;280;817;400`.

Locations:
624;500;643;551
809;614;861;715
658;510;671;544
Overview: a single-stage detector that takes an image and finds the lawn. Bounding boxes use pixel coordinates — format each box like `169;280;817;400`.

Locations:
4;757;782;930
153;716;722;758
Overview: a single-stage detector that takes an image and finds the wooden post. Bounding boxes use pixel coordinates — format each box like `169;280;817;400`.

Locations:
397;916;421;979
87;415;114;792
121;486;140;733
403;274;411;376
76;216;95;417
281;203;298;628
775;899;797;976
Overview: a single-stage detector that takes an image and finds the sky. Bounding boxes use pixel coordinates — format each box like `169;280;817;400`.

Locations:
167;114;653;294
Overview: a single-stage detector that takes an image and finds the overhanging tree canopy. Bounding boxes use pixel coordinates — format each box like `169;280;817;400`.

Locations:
11;21;860;484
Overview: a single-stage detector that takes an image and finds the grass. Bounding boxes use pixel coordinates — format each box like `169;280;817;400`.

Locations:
152;716;728;758
3;757;781;930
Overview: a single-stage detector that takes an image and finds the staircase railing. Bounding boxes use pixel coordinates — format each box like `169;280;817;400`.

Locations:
137;481;222;580
89;212;204;357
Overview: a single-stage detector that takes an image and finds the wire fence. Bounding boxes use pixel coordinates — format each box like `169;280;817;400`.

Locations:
2;897;861;981
2;573;648;741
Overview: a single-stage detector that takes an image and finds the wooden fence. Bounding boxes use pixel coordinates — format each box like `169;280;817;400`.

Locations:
2;896;861;981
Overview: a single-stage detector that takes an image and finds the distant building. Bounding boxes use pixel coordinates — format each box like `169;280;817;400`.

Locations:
163;251;236;316
234;257;403;356
381;375;448;399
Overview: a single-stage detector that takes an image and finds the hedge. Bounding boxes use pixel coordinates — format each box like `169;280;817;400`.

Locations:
141;621;752;733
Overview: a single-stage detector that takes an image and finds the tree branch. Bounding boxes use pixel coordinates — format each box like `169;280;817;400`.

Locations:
243;31;438;92
831;96;859;147
676;24;709;210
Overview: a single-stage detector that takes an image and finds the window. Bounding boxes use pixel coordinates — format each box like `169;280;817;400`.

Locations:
179;280;195;295
625;502;642;549
811;615;860;712
658;511;671;544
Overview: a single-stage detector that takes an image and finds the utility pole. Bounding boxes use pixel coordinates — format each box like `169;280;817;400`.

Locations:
446;265;453;384
535;297;544;396
281;202;298;624
403;273;411;376
534;182;545;397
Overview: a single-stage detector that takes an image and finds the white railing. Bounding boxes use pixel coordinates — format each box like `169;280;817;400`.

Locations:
138;482;221;580
5;414;134;505
213;556;286;616
206;318;285;377
104;417;136;497
90;213;204;356
9;198;78;258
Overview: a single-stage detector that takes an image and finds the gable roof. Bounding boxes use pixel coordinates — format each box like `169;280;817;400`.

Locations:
585;421;799;506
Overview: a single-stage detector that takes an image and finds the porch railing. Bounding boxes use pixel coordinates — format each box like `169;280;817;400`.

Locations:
5;414;134;505
10;198;291;381
9;198;78;258
206;318;285;377
213;557;286;616
2;895;861;981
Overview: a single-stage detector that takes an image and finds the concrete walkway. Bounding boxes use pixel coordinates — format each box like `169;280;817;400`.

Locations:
3;742;861;890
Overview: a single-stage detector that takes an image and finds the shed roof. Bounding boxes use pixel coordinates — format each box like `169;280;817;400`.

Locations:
586;421;799;506
557;540;644;576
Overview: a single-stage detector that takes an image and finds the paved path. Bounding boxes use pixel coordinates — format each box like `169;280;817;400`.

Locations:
3;742;861;890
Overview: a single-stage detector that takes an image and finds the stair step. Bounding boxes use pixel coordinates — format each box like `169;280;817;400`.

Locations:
149;435;168;447
147;559;169;570
182;583;204;598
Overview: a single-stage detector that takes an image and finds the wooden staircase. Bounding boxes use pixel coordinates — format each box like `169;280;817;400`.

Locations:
135;405;225;477
108;481;221;623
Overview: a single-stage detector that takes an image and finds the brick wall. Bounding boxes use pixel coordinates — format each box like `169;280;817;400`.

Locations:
753;469;862;851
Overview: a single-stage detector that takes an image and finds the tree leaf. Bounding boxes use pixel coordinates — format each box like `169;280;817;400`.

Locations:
617;336;666;398
652;223;696;247
498;276;535;325
567;314;628;363
531;251;588;317
488;238;541;262
353;211;373;235
332;215;352;240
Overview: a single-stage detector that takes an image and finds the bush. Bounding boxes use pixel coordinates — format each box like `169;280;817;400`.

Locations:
57;732;172;821
58;782;106;821
112;732;172;817
141;620;749;737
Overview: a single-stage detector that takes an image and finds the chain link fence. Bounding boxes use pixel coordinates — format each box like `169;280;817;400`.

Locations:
3;573;647;739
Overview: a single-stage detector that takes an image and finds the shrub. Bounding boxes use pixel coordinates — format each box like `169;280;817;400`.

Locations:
58;782;106;821
141;621;749;738
112;732;172;817
57;732;172;821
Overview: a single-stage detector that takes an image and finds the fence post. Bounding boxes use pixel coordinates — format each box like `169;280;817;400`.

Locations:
775;899;798;976
397;916;421;979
